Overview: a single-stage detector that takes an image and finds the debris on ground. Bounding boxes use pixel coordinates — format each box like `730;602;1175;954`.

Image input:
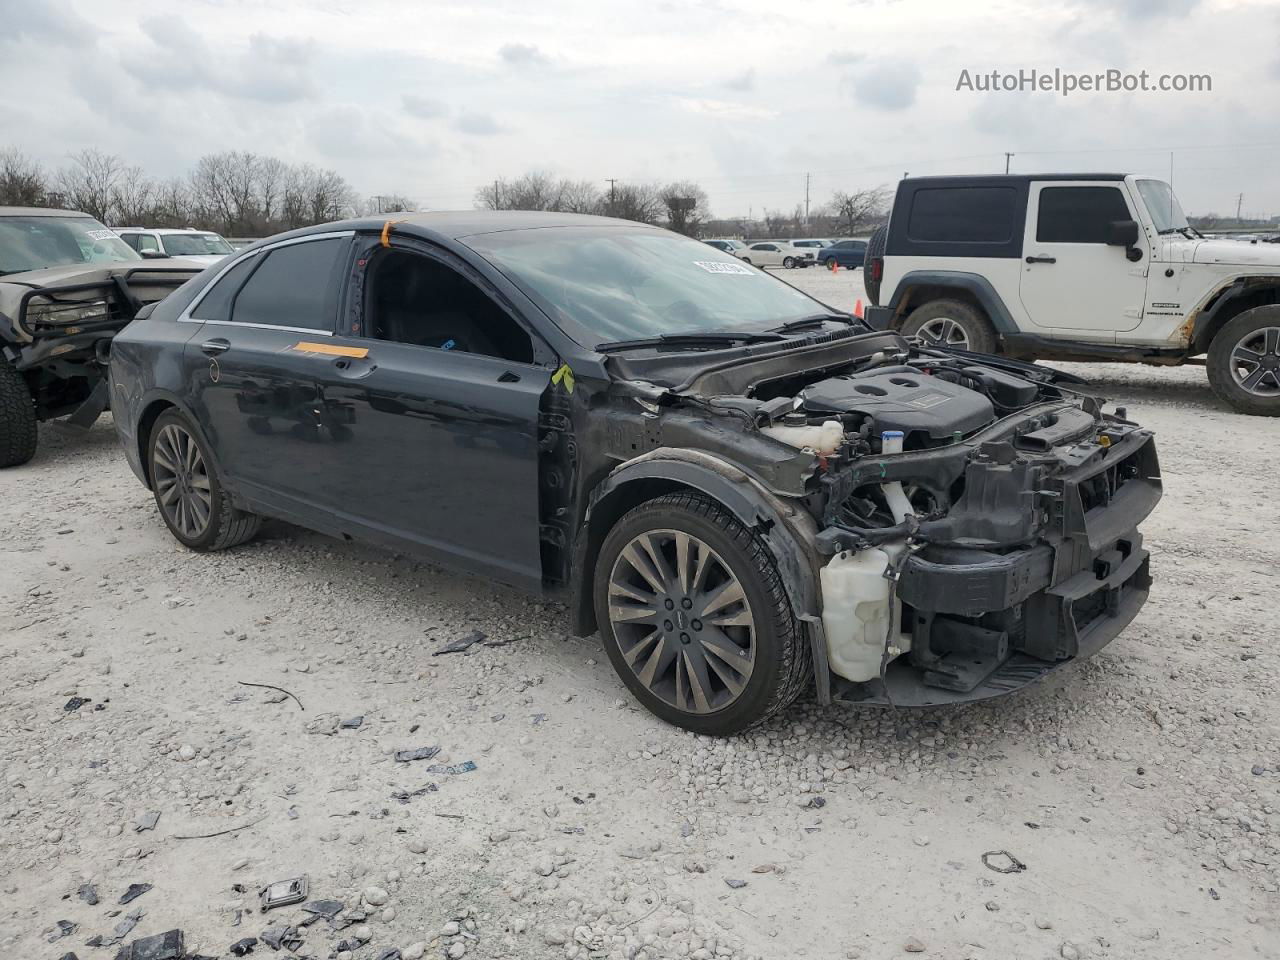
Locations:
724;878;747;889
112;928;183;960
47;919;77;941
394;746;441;763
77;883;99;905
981;851;1027;874
259;926;303;951
431;630;486;656
135;811;161;832
260;876;308;911
64;696;91;712
340;715;364;729
391;784;438;803
238;681;305;711
422;761;477;775
118;883;153;905
300;899;344;921
229;938;257;956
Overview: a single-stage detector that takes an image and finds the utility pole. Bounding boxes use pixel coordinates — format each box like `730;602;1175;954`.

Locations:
804;172;810;226
1236;192;1244;221
371;195;386;214
1004;152;1014;174
493;179;500;209
605;178;618;214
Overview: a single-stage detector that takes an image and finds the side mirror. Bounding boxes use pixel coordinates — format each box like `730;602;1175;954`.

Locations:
140;249;167;259
1106;219;1143;261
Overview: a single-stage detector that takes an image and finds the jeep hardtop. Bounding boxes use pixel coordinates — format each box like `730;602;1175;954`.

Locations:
862;174;1280;415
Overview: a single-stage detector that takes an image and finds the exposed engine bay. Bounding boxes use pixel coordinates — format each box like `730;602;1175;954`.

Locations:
597;328;1161;707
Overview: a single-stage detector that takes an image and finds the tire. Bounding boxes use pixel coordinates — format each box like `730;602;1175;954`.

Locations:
1206;305;1280;416
740;257;752;265
0;358;38;468
594;492;811;736
782;256;796;269
863;224;888;304
901;299;997;354
147;409;261;550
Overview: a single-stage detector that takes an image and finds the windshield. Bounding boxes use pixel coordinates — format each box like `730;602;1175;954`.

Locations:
160;232;235;256
0;216;140;275
1136;179;1189;234
464;226;835;348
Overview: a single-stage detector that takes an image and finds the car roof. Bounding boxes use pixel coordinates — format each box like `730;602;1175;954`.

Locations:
0;206;91;218
114;227;223;235
903;173;1129;186
282;210;664;244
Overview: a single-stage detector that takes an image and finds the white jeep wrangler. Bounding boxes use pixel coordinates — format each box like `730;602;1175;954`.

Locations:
861;174;1280;415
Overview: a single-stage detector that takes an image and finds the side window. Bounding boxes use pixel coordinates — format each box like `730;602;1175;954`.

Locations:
1037;186;1132;244
138;234;160;253
119;234;140;251
231;238;347;330
750;243;769;251
907;186;1018;243
852;241;867;252
365;250;534;364
190;254;261;322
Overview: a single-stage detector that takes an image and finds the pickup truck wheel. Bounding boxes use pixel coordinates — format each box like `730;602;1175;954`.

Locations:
862;225;888;304
594;492;810;736
0;359;38;468
902;299;997;354
148;410;262;550
1207;306;1280;416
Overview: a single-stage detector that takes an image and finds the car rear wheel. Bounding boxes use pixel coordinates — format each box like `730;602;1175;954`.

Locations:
0;359;38;468
740;257;752;265
148;410;261;550
901;299;997;354
1207;306;1280;416
594;492;810;735
782;256;796;269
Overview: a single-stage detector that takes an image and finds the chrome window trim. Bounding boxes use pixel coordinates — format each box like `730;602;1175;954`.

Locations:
176;230;355;334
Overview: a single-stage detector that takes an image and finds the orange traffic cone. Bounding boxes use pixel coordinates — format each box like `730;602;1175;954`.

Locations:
854;298;864;319
829;259;838;273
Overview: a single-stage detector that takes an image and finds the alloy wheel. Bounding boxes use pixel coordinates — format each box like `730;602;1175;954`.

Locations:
152;423;213;539
1229;326;1280;397
917;316;971;349
607;529;756;715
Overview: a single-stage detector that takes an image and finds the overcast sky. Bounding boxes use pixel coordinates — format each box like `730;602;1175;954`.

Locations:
4;0;1279;219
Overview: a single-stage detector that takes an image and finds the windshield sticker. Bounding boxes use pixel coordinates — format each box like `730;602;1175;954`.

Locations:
692;260;754;275
86;230;117;241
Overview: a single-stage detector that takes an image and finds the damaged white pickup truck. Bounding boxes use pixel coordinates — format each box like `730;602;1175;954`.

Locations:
108;213;1161;734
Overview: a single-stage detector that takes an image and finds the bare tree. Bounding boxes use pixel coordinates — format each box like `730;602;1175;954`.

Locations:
762;209;790;239
55;149;126;223
111;165;156;226
659;181;711;236
363;194;418;215
151;178;194;227
829;186;890;236
606;182;663;225
255;156;289;229
557;179;602;214
0;148;48;206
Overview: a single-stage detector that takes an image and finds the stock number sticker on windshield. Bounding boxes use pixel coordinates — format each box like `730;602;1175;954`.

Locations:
86;230;117;241
693;260;754;275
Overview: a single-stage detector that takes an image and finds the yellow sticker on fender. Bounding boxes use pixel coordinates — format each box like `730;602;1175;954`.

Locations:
551;363;575;394
291;341;370;358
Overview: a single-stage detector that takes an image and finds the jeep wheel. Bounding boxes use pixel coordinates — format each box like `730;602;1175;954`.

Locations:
1207;306;1280;416
862;224;888;304
902;299;997;354
782;256;797;269
594;492;810;736
148;410;261;550
0;359;38;468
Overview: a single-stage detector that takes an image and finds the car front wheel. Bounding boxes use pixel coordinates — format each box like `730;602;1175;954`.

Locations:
1207;305;1280;416
148;409;261;550
594;492;811;735
782;256;796;269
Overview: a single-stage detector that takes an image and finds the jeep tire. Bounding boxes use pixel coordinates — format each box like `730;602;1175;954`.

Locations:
0;358;38;468
594;492;811;736
901;299;998;355
1207;305;1280;416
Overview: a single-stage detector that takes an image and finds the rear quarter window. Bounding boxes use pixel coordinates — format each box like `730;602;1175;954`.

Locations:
906;187;1018;243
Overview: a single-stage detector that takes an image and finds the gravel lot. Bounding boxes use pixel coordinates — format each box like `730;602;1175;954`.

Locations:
2;265;1277;960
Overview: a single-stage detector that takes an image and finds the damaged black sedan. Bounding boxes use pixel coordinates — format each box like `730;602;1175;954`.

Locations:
109;212;1161;735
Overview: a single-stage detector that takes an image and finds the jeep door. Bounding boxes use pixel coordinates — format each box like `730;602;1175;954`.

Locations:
178;233;353;524
1019;181;1149;338
302;242;549;590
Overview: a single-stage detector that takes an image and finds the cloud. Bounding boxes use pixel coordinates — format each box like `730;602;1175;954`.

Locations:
678;97;777;120
0;0;92;46
725;68;755;92
499;42;550;67
403;94;448;119
454;112;504;135
825;50;864;66
1068;0;1200;16
849;58;920;111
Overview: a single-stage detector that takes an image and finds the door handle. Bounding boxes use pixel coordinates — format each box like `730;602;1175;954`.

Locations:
1025;255;1057;264
201;338;230;355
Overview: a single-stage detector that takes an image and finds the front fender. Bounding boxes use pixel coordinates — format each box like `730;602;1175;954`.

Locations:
572;448;836;704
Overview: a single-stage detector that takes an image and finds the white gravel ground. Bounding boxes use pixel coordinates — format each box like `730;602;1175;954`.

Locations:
1;265;1277;960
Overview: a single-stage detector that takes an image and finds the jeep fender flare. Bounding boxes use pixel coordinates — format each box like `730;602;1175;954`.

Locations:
1188;277;1280;353
572;448;835;704
885;270;1020;335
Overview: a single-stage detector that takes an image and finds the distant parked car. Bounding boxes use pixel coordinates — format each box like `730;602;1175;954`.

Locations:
817;237;869;269
741;241;805;269
790;239;830;264
703;239;746;258
114;227;235;266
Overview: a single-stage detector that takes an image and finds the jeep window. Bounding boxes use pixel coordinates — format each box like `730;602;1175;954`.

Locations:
221;239;346;330
0;216;140;275
1136;179;1190;234
1037;186;1132;244
161;232;236;257
463;226;828;347
364;250;534;364
907;187;1017;243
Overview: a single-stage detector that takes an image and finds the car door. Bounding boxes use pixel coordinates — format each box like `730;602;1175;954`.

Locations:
1019;182;1149;338
300;241;551;590
842;240;867;267
746;243;781;267
178;233;354;522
